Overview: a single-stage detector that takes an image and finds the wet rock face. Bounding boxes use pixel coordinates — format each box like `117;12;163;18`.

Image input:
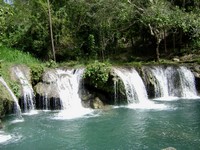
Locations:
34;70;61;110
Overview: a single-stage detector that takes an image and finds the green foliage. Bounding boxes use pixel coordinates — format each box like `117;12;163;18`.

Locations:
0;46;40;65
192;39;200;50
30;64;44;86
45;59;57;68
0;0;200;62
88;34;97;59
9;82;20;98
84;61;111;88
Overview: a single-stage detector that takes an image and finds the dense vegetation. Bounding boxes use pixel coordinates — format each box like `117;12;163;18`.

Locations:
0;0;200;63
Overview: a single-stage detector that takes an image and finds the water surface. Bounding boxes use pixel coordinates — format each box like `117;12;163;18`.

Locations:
1;99;200;150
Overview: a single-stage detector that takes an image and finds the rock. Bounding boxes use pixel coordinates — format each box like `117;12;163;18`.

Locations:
172;58;180;62
161;147;176;150
193;72;200;78
34;82;61;109
0;80;14;117
42;69;58;84
194;65;200;72
35;82;59;98
10;65;32;83
90;97;104;109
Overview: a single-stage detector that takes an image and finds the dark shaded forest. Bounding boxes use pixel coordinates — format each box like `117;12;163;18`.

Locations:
0;0;200;62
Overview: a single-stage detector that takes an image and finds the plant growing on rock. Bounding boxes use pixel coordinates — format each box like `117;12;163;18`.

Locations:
30;64;44;86
83;61;111;88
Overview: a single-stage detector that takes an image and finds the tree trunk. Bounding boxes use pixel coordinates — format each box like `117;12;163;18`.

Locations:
156;40;160;62
173;33;175;52
178;29;183;53
164;30;167;53
47;0;56;62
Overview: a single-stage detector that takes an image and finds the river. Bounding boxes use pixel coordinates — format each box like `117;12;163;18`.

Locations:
1;98;200;150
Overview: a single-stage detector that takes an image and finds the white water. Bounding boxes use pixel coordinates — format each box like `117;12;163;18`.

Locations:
14;67;35;112
0;77;21;117
56;69;84;109
0;131;12;144
113;68;148;104
178;66;198;98
53;69;92;119
113;78;118;104
42;93;48;110
148;66;169;97
149;66;198;99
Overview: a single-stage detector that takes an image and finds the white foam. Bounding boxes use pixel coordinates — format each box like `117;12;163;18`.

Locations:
23;110;39;116
0;131;12;143
53;108;93;120
10;118;24;124
153;96;180;101
126;101;169;110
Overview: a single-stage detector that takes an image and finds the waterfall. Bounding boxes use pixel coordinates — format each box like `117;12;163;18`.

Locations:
146;66;169;98
113;68;148;104
14;67;35;112
178;66;197;97
52;68;92;119
56;69;84;109
113;78;118;104
148;66;198;99
0;77;22;117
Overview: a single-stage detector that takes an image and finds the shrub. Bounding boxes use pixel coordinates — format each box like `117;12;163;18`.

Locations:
30;64;44;86
84;61;111;88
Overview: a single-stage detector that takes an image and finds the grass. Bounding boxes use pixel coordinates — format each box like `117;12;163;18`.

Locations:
0;46;44;95
0;46;40;65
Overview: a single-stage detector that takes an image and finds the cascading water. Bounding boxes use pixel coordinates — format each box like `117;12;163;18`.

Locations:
48;68;92;119
42;93;48;110
113;78;119;104
146;66;169;98
165;66;181;97
56;69;84;109
178;66;197;98
0;77;21;117
147;66;198;99
113;68;148;104
14;67;35;112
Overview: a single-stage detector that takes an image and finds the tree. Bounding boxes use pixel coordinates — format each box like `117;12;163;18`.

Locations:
140;0;174;61
47;0;56;61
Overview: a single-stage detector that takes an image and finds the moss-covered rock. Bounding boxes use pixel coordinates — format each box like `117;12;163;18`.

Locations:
0;82;14;118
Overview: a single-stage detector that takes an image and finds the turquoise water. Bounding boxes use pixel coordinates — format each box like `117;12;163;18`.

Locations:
1;99;200;150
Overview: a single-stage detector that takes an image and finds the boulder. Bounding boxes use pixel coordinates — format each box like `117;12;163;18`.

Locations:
90;97;104;109
35;82;59;98
172;58;180;62
42;69;58;84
